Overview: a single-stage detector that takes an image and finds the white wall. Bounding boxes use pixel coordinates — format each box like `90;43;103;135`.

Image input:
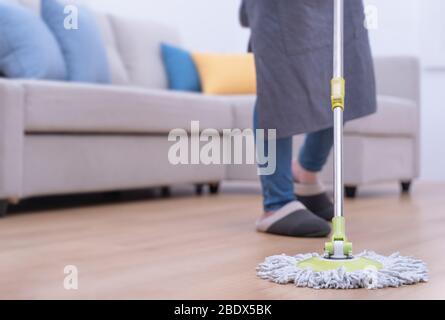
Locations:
87;0;444;181
364;0;421;56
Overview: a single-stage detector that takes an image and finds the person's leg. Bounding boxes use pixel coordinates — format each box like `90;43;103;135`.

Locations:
293;128;335;220
254;105;330;237
298;127;334;174
254;105;294;211
257;132;294;211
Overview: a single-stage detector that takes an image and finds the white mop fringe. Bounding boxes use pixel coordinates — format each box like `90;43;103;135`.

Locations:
257;251;428;289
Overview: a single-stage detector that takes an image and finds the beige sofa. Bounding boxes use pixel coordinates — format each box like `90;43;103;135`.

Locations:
0;1;421;216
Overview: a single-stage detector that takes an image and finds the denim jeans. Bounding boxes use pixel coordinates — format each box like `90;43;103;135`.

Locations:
254;104;333;212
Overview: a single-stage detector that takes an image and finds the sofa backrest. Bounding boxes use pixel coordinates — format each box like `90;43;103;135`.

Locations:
10;0;181;89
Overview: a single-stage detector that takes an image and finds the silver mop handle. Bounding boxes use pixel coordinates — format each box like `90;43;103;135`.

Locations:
333;0;344;78
333;0;344;218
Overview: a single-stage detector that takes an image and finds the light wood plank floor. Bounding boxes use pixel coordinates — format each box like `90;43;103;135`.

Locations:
1;182;444;300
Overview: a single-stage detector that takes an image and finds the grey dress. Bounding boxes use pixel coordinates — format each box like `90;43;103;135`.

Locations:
242;0;376;138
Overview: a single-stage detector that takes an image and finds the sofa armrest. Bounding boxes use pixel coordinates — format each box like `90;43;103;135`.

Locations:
0;79;25;199
373;56;421;107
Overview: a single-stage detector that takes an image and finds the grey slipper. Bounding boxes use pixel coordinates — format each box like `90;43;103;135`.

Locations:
294;182;334;221
256;201;331;238
296;192;334;221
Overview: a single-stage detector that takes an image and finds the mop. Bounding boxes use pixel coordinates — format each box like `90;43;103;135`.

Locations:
256;0;428;290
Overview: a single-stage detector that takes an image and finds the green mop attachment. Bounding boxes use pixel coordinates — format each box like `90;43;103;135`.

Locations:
257;217;428;289
256;0;428;289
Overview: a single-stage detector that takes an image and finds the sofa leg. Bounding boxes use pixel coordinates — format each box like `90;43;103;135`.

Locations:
195;184;204;196
209;183;220;195
401;181;412;194
0;200;8;218
345;186;357;199
160;187;171;198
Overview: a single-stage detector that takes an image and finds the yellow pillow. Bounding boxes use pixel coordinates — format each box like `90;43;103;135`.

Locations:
191;52;257;95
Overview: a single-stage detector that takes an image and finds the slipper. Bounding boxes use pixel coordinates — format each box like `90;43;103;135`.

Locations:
256;201;331;237
294;182;334;221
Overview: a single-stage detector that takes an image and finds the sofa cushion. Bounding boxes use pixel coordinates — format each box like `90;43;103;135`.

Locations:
42;0;111;84
110;15;180;89
0;1;67;80
192;53;256;95
94;12;129;85
21;80;233;134
9;0;129;85
344;95;418;136
12;0;181;88
161;43;201;92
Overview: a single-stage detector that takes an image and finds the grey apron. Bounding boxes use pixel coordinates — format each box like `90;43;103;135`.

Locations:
243;0;376;138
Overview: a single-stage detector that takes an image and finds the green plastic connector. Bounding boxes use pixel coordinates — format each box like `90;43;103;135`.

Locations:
324;216;353;257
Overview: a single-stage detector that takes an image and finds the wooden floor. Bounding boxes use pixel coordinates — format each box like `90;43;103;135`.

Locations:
1;182;444;300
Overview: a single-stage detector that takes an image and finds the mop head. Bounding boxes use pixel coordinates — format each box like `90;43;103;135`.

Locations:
257;251;428;289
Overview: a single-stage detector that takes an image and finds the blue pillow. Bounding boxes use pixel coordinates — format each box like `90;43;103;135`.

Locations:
161;43;201;92
0;1;66;80
41;0;111;83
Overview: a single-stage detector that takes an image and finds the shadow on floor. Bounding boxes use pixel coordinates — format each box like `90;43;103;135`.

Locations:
7;187;189;216
6;182;412;216
6;182;261;217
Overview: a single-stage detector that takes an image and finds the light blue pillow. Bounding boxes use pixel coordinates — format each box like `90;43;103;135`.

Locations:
0;1;66;80
161;43;201;92
41;0;111;83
